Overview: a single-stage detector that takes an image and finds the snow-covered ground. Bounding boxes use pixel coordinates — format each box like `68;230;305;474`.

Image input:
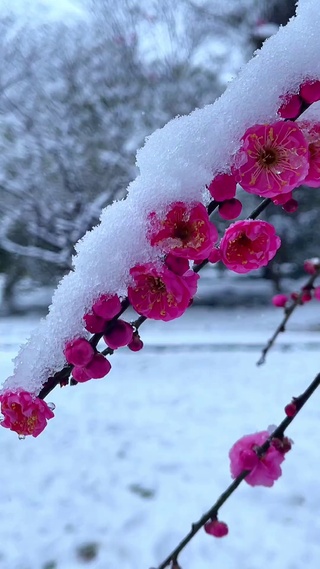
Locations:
1;306;320;569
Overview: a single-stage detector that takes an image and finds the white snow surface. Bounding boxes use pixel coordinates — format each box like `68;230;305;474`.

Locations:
2;0;320;394
1;309;320;569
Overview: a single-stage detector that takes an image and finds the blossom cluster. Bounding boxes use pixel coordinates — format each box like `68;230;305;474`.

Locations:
2;79;320;453
272;257;320;308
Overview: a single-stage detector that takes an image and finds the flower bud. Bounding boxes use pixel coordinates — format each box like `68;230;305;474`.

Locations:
103;320;134;349
218;198;242;220
272;294;288;307
204;520;229;538
92;294;122;320
64;338;94;367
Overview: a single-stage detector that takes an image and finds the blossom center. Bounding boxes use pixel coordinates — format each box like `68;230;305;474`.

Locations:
173;222;191;241
232;233;251;250
259;147;279;168
148;276;166;293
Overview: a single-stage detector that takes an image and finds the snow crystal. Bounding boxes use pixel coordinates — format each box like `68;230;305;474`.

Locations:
2;0;320;394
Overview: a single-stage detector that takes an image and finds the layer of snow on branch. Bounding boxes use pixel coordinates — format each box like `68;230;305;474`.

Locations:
2;0;320;394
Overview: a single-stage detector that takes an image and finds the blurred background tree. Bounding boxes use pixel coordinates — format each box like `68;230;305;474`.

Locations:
0;0;315;313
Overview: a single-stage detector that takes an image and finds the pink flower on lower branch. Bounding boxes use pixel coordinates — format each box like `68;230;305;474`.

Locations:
0;391;54;437
220;220;281;274
229;431;289;487
149;202;218;261
128;262;199;321
233;121;309;198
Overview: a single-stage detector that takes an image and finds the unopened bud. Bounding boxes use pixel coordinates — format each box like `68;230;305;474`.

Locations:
204;519;229;538
284;402;297;417
303;258;320;275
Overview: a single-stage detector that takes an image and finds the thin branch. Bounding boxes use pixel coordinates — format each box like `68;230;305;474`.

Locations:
151;371;320;569
257;266;320;366
248;197;272;220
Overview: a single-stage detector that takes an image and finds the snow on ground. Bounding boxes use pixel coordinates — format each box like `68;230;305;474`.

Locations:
1;306;320;569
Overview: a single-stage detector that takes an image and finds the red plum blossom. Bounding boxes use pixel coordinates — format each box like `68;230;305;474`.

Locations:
229;430;287;487
149;202;218;261
0;391;54;437
128;262;199;321
219;220;281;274
233;121;309;198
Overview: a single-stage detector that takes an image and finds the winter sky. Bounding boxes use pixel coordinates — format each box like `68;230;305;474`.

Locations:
1;0;84;20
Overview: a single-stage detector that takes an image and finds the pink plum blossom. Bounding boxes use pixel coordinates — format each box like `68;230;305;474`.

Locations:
299;121;320;187
128;262;199;321
219;220;281;274
149;202;218;261
103;320;133;349
64;337;94;366
300;80;320;104
278;93;302;119
233;121;309;198
218;198;242;220
208;173;237;201
229;430;286;487
0;391;54;437
92;294;122;320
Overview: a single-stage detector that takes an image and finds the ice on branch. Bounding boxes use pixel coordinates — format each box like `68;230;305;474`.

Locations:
2;0;320;396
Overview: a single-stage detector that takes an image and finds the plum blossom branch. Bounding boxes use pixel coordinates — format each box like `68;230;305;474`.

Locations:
151;371;320;569
38;195;274;401
38;299;130;399
257;264;320;366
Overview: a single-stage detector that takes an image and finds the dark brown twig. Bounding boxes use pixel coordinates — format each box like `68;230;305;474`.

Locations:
257;267;320;366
